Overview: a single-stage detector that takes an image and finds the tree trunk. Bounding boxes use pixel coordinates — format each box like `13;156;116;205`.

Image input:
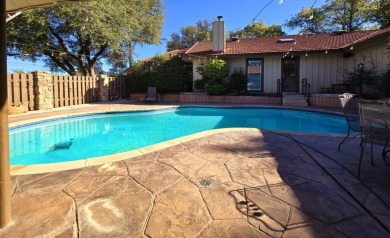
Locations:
89;66;96;77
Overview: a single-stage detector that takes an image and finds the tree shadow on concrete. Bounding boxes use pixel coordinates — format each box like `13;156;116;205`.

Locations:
222;129;390;238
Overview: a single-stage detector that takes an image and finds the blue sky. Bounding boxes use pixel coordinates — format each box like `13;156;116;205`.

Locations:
133;0;326;61
7;0;325;73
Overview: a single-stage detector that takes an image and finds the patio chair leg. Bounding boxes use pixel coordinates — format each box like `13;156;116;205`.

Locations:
383;151;390;165
370;139;375;165
382;141;390;166
358;142;366;178
338;129;351;151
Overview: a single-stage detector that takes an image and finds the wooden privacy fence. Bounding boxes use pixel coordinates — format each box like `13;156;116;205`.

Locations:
7;72;126;113
108;76;127;100
7;73;34;111
52;75;98;108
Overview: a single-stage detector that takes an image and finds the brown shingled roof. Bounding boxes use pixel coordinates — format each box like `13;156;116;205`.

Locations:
186;28;390;56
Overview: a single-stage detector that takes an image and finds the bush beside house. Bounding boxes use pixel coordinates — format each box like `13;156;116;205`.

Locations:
342;56;390;99
228;66;247;94
126;55;192;93
382;67;390;97
195;59;247;95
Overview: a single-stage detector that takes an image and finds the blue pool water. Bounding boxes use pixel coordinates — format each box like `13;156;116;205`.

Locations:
10;107;347;165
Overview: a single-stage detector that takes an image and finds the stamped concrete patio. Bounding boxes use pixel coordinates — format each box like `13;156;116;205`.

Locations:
1;101;389;237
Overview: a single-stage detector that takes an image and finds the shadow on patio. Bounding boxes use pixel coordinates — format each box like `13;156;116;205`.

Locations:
222;130;390;237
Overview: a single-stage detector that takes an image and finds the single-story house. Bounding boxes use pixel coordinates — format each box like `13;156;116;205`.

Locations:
185;18;390;94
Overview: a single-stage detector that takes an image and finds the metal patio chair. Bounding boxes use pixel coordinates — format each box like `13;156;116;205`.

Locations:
357;99;390;177
338;93;361;151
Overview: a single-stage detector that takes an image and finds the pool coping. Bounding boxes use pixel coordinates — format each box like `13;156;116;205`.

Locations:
9;103;344;127
9;103;346;175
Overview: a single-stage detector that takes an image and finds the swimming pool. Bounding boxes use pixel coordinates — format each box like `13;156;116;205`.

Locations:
10;107;347;165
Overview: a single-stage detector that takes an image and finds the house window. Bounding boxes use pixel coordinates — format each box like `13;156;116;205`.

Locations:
247;59;263;91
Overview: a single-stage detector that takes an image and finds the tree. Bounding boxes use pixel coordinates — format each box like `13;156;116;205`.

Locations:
286;0;372;33
230;21;285;38
325;0;370;31
166;19;212;51
6;0;164;76
370;0;390;29
285;7;330;34
166;33;183;52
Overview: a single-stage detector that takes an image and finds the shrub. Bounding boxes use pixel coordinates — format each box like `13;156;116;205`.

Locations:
162;56;192;92
126;62;148;92
194;78;207;91
228;66;247;93
195;59;231;94
203;59;230;83
196;64;206;79
153;54;169;64
343;59;379;97
204;82;227;95
126;56;192;93
381;68;390;97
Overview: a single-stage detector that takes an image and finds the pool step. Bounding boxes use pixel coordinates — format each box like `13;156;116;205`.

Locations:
282;93;308;107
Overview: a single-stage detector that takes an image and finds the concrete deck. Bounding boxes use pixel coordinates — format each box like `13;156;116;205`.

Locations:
1;101;389;237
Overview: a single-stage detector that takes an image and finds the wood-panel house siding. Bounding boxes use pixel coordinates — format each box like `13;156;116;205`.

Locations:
299;53;345;93
198;54;346;94
186;24;390;94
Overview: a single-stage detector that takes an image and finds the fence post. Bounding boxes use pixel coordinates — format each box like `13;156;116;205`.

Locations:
32;71;54;110
98;75;110;102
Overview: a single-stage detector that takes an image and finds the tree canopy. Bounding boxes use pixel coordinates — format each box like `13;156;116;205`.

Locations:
285;0;387;33
326;0;370;31
167;19;284;51
166;19;212;51
229;21;285;38
370;0;390;29
6;0;164;76
284;7;329;34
